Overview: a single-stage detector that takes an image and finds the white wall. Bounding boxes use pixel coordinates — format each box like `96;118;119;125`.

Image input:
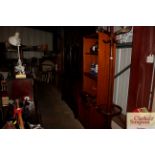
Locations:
113;27;133;114
0;26;53;59
152;89;155;112
113;48;132;114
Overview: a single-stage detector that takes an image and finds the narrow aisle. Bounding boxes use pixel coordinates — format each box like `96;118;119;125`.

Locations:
37;83;83;129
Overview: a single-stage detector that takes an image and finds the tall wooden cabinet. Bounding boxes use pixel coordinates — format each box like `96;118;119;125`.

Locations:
78;31;119;128
127;26;155;112
83;32;115;105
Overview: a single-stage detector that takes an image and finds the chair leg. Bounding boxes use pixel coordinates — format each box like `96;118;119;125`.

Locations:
47;73;49;83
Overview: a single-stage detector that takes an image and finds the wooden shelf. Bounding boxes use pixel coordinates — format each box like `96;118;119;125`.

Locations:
81;91;96;99
85;52;98;56
84;72;97;81
116;42;132;48
80;91;96;107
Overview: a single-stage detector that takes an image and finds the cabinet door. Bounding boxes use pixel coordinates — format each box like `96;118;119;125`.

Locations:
127;27;155;111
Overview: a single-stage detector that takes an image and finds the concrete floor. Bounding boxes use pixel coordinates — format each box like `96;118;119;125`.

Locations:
37;83;84;129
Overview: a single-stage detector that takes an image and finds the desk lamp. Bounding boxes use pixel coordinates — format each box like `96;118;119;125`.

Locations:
8;32;26;79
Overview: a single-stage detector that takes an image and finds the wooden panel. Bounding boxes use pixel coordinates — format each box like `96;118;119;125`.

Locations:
78;102;91;128
97;32;115;108
108;41;116;109
89;106;106;128
127;27;155;111
78;100;105;129
7;78;34;100
83;38;97;54
83;76;97;97
83;55;98;73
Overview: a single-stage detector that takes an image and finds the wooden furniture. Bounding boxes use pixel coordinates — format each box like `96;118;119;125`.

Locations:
127;27;155;112
0;78;40;128
78;31;121;128
7;78;39;122
82;32;115;106
39;60;55;83
7;78;34;100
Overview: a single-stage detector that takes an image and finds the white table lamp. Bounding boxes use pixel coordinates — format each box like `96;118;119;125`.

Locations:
8;32;26;78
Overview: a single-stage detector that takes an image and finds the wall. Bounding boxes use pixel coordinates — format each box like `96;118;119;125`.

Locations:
0;26;53;59
113;48;132;114
152;88;155;112
113;27;133;114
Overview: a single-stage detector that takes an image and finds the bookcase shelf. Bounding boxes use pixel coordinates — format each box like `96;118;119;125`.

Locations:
84;72;97;81
78;31;117;128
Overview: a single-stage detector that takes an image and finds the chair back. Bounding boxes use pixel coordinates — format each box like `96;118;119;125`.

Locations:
41;60;54;72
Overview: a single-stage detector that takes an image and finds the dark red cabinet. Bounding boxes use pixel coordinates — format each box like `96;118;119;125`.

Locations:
7;78;34;100
127;27;155;112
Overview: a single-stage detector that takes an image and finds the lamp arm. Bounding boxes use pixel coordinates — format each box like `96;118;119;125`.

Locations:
17;45;22;66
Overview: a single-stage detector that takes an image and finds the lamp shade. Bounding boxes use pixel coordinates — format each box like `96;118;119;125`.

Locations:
8;32;21;46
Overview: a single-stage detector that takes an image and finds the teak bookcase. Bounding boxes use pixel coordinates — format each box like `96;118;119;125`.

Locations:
78;31;120;128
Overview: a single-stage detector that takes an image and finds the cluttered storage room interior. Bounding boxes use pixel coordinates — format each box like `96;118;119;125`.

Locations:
0;26;155;129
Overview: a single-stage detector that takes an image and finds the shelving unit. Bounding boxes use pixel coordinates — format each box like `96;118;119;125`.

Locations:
83;32;116;105
78;31;120;128
83;34;98;97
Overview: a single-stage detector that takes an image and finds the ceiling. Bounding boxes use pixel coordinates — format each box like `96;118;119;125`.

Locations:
27;26;61;33
27;26;97;34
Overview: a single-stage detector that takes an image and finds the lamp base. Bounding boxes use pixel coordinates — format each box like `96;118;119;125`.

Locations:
15;73;26;79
